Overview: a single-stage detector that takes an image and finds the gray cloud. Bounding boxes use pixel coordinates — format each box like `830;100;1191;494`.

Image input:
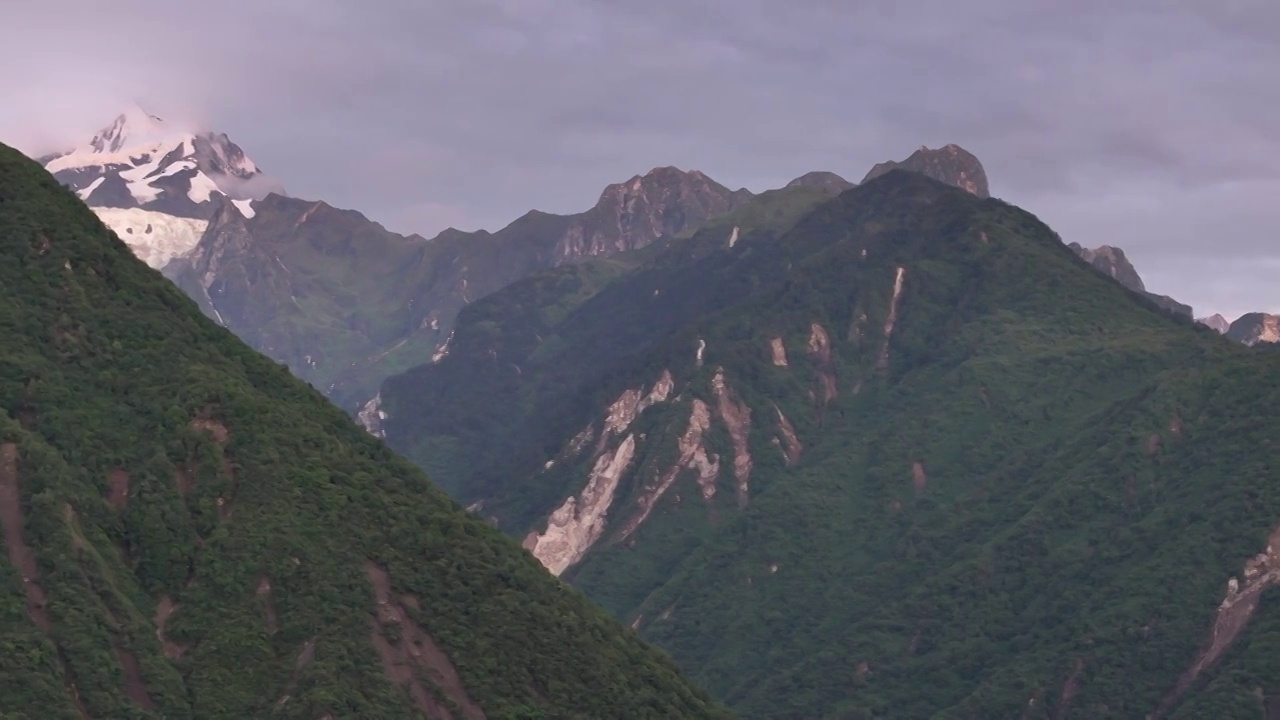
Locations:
2;0;1277;318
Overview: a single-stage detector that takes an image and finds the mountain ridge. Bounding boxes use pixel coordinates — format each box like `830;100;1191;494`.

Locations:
1067;241;1194;317
0;140;730;719
374;167;1280;717
167;163;756;411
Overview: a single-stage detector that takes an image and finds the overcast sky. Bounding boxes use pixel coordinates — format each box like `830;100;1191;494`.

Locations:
2;1;1277;318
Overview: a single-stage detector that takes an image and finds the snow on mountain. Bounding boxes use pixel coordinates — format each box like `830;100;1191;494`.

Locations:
47;105;273;216
45;106;278;268
93;207;210;268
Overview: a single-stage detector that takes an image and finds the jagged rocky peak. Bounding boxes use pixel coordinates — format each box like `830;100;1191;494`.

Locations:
596;166;744;209
785;171;854;192
862;143;990;198
556;166;753;258
1067;243;1147;293
1197;313;1231;334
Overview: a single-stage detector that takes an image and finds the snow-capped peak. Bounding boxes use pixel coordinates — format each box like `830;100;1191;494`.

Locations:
45;106;281;220
89;104;178;154
43;106;282;271
48;105;190;175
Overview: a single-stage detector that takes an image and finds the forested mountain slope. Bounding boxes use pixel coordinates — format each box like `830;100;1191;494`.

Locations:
0;143;729;719
380;169;1280;718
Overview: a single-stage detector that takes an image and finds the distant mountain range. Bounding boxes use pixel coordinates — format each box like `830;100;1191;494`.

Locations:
16;107;1280;718
40;112;1277;406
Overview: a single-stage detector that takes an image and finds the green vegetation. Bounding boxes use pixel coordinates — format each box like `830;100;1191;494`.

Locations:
0;143;730;718
381;169;1280;717
383;182;846;501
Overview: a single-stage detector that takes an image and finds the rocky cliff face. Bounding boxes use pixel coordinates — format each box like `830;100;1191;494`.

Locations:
861;143;990;198
554;167;753;259
1197;314;1231;334
1066;242;1193;317
1067;243;1147;292
1226;313;1280;346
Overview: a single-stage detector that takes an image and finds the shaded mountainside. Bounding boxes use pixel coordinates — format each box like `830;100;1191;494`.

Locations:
167;166;752;411
378;168;1280;718
0;143;729;719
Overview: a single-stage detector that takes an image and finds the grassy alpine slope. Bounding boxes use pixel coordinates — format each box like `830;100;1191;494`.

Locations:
381;169;1280;718
0;142;730;719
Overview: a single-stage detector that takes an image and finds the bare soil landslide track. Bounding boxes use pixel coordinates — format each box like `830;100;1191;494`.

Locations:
365;561;486;720
1;443;93;719
0;443;51;630
107;469;129;510
1153;525;1280;718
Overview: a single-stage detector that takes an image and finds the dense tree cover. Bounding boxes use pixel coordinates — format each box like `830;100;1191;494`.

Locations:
0;143;730;718
381;169;1280;717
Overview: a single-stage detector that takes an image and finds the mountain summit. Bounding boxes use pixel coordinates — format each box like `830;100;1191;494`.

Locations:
861;143;990;197
42;107;281;267
1197;313;1231;334
1066;243;1147;291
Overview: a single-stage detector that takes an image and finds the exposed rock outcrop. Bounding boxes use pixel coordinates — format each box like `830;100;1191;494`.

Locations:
773;406;803;466
605;371;674;435
358;393;387;438
1196;313;1230;334
770;337;789;367
862;144;989;198
619;399;720;539
1226;313;1280;347
1154;525;1280;718
1066;242;1193;317
877;268;906;369
554;167;753;259
711;368;753;507
1067;243;1146;292
525;435;638;576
